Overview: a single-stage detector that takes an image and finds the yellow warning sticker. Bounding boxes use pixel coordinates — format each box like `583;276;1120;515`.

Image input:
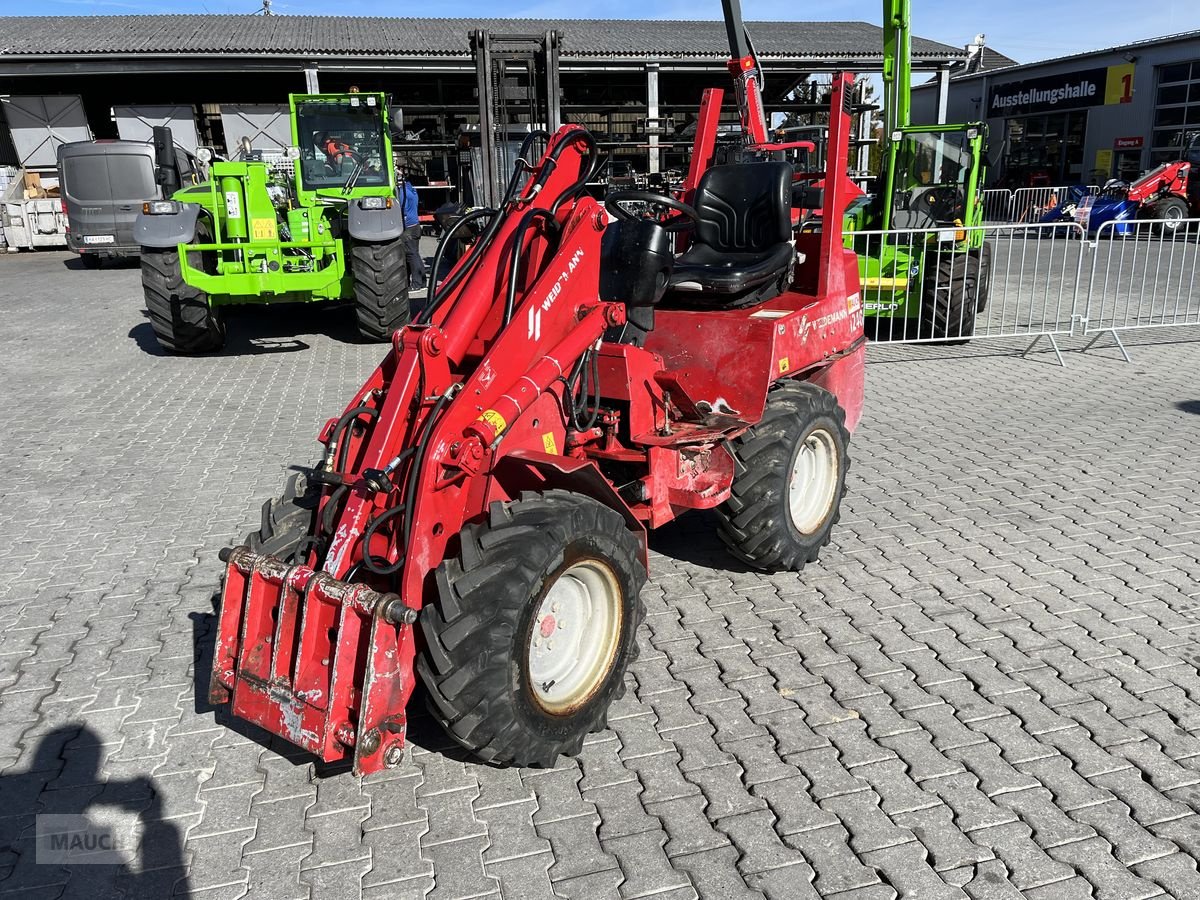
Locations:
542;432;558;454
478;409;507;435
251;218;277;241
778;357;790;374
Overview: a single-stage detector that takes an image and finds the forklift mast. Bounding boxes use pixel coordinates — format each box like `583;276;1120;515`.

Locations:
881;0;912;138
470;30;562;208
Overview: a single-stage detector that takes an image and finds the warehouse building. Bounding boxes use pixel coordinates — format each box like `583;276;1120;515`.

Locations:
0;13;967;183
911;30;1200;187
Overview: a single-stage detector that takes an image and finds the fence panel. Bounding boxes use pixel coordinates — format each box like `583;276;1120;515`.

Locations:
853;222;1087;348
981;189;1014;223
1010;186;1073;223
1082;218;1200;338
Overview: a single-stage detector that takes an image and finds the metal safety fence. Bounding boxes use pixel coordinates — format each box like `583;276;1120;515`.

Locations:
856;216;1200;363
1079;217;1200;360
980;185;1101;224
852;222;1087;361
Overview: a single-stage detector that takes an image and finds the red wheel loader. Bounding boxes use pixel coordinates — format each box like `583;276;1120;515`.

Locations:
209;15;866;776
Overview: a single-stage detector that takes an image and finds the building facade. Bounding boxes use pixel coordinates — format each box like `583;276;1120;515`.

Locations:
912;30;1200;188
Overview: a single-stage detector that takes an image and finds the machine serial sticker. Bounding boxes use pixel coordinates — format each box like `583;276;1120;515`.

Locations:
478;409;507;434
252;218;277;241
542;432;558;454
778;357;790;374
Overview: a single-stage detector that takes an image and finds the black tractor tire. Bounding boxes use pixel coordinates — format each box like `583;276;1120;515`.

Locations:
1146;197;1190;237
716;381;850;572
974;241;993;313
141;244;225;354
417;491;646;767
243;470;320;563
919;250;980;342
351;239;409;342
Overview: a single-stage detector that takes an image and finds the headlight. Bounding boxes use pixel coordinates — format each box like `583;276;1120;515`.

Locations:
143;200;182;215
359;196;392;210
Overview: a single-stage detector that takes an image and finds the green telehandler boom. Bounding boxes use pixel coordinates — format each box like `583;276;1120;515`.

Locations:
849;0;992;340
134;92;411;354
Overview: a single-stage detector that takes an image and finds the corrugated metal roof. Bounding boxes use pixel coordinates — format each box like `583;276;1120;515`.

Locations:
0;15;963;61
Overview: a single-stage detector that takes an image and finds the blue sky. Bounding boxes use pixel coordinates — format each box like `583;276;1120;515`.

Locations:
3;0;1198;66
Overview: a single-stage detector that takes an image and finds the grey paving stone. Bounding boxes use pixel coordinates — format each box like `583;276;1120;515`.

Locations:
482;851;559;900
362;822;433;887
6;255;1200;900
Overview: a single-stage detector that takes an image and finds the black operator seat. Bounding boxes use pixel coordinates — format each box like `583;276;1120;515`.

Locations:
664;161;799;305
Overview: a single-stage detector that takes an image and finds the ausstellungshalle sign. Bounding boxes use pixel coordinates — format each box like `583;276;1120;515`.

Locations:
988;67;1108;116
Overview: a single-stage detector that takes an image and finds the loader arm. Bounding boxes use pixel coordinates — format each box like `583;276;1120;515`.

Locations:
212;126;622;774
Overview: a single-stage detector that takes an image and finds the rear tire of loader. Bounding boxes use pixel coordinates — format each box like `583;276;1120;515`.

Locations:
417;491;646;767
351;239;409;342
716;381;849;573
244;471;320;563
141;243;225;354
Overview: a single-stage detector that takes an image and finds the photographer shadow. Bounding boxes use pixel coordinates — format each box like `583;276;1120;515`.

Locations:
0;725;190;898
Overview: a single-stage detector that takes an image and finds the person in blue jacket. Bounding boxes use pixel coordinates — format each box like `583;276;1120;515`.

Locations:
398;168;426;292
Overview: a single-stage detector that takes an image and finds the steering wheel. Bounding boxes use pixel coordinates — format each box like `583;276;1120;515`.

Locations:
924;186;966;222
605;190;700;232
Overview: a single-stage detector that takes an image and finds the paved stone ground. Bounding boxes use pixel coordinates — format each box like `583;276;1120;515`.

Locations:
2;250;1200;899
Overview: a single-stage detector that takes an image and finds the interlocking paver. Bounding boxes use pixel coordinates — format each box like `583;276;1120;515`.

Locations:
4;254;1200;898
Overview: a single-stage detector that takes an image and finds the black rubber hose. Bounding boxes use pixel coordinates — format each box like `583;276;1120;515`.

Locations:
419;129;593;327
330;405;379;474
362;391;452;577
419;207;496;323
503;208;561;327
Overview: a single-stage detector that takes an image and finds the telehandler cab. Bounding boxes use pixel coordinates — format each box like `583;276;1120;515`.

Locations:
208;6;867;774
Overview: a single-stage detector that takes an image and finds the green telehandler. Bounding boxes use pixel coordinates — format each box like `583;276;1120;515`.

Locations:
847;0;992;340
134;92;410;354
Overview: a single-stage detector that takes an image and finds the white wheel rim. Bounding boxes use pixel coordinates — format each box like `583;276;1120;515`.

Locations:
527;560;623;714
787;427;840;534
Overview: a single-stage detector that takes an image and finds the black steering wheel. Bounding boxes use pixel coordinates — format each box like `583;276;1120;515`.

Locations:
924;185;966;222
605;190;700;232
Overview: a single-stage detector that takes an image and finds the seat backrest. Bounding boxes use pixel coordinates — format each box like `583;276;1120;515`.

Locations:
693;161;792;253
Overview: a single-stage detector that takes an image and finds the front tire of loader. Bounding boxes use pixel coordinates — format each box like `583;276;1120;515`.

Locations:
919;250;980;343
417;491;646;767
716;381;849;573
351;239;409;342
141;244;225;354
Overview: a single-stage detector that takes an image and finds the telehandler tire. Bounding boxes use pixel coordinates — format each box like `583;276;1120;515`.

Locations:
919;250;980;342
716;381;849;572
244;470;320;563
1146;197;1189;237
142;244;225;354
418;491;646;767
351;239;409;342
975;241;993;313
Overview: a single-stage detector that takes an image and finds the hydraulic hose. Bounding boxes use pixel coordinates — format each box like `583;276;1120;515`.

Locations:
418;207;496;324
329;405;380;475
502;208;561;327
361;390;453;577
417;128;596;330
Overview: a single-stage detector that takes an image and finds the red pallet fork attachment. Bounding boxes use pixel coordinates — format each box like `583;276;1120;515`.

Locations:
210;546;418;772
